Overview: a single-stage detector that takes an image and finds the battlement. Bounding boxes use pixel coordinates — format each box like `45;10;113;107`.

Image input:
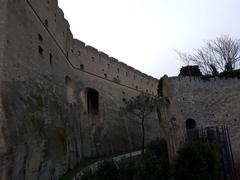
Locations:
26;0;158;94
168;76;240;94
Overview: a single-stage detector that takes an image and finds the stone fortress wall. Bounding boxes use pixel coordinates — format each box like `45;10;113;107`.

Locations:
159;75;240;168
27;0;158;94
0;0;160;179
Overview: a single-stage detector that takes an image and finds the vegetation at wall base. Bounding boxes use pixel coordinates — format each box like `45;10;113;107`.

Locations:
80;138;221;180
173;139;221;180
81;138;171;180
60;159;99;180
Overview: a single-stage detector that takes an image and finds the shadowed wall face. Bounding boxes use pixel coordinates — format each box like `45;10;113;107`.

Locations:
0;0;161;179
159;76;240;167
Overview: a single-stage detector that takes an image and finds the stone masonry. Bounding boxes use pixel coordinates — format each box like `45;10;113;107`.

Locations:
158;75;240;170
0;0;161;179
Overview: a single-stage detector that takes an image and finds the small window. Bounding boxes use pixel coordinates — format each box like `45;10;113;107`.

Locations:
107;64;110;69
91;57;95;61
126;72;128;76
38;34;43;42
117;75;119;79
78;51;81;56
38;46;43;55
117;68;120;73
186;119;196;130
122;98;126;102
44;19;48;27
104;73;107;79
146;89;148;93
80;64;84;70
136;85;138;90
49;53;52;64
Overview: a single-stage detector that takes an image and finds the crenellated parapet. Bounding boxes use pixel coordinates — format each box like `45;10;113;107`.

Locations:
169;76;240;94
72;39;158;93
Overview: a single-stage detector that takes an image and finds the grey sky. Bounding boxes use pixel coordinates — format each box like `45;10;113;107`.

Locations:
58;0;240;79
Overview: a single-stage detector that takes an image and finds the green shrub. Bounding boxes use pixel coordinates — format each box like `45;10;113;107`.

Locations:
179;66;202;76
173;139;221;180
117;158;139;180
146;138;169;158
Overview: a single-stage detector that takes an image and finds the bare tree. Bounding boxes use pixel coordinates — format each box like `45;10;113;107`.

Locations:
122;92;158;156
177;35;240;75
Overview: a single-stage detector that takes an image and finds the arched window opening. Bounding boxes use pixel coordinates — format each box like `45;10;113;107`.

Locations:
44;19;48;27
49;53;52;64
186;118;196;130
87;88;99;115
104;73;107;79
65;76;75;104
79;88;99;115
38;46;43;55
80;64;84;70
38;34;43;42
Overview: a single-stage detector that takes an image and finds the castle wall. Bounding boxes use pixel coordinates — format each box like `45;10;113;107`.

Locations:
0;1;8;180
160;76;240;166
73;69;161;158
0;0;161;179
26;0;159;94
1;0;82;179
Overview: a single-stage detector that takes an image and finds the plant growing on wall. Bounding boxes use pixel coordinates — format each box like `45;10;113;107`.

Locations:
122;93;158;156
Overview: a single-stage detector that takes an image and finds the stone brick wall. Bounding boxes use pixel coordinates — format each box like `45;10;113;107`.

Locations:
0;0;161;179
159;75;240;166
26;0;159;94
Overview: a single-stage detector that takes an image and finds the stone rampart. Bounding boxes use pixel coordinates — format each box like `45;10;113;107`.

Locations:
26;0;158;94
159;75;240;168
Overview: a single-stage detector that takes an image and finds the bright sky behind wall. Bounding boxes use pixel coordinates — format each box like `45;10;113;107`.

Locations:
58;0;240;79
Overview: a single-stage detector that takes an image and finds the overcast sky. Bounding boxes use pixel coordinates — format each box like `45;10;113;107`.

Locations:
58;0;240;79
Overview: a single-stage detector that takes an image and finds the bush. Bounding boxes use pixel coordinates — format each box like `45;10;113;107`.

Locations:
179;66;202;76
117;158;139;180
81;138;171;180
146;138;169;158
81;161;118;180
133;138;170;180
219;69;240;79
173;139;221;180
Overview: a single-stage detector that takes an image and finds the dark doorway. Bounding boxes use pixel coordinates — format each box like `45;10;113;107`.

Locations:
186;118;196;130
87;88;99;115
